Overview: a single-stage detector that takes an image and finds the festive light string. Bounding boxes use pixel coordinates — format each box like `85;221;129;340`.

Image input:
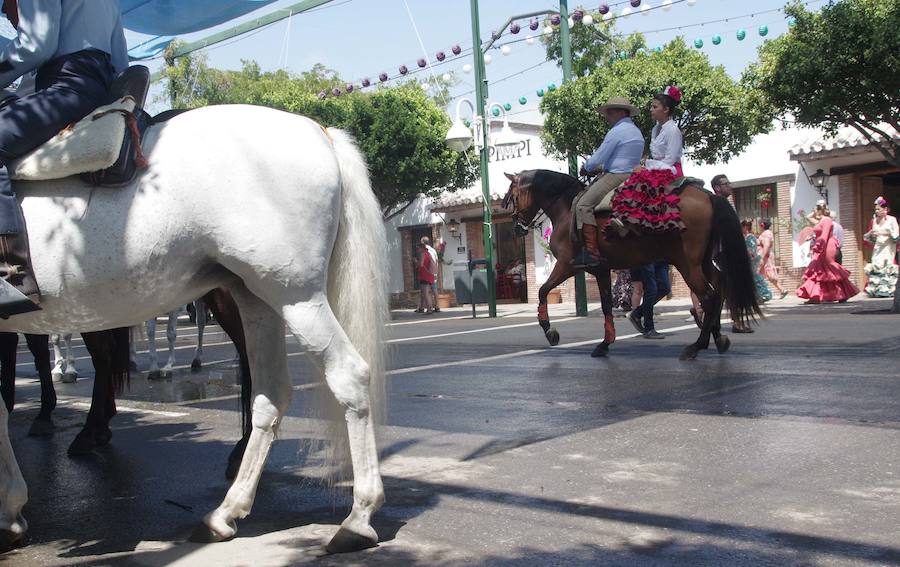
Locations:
320;0;820;99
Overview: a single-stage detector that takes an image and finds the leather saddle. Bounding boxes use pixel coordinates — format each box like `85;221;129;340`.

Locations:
80;65;152;186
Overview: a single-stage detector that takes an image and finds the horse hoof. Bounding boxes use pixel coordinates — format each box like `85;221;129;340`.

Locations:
61;372;77;384
190;359;202;372
0;527;24;554
27;417;54;438
67;430;96;456
545;328;560;346
715;335;731;354
326;525;378;554
679;346;699;361
590;343;609;358
147;370;161;381
94;427;113;447
189;518;236;543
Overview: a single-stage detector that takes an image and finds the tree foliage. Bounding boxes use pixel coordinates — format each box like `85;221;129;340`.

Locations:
540;37;771;164
161;51;476;218
743;0;900;167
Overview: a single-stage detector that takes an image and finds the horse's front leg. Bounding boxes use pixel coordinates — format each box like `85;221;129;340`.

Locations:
590;268;615;358
25;334;56;438
191;299;207;371
537;262;574;346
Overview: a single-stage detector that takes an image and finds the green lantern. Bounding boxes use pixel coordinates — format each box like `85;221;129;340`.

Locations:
492;107;501;117
503;103;512;111
711;34;721;45
536;88;545;97
758;25;768;36
547;83;557;92
519;96;527;105
694;38;704;49
736;29;746;41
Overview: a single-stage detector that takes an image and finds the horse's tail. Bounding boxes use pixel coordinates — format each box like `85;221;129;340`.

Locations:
707;195;763;327
325;127;389;432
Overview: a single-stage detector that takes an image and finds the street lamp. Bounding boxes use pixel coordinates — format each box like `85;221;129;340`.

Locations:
446;219;463;245
446;99;477;152
809;168;830;200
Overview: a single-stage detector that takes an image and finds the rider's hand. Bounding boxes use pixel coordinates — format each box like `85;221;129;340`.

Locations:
632;165;645;173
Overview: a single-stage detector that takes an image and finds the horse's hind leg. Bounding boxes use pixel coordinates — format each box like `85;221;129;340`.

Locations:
203;288;251;481
677;265;717;360
193;286;291;543
25;334;55;437
590;269;615;358
0;332;17;413
280;298;384;552
191;298;207;372
69;329;125;456
162;311;178;373
0;401;28;552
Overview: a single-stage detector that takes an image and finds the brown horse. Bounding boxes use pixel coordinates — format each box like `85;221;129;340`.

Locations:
502;169;761;360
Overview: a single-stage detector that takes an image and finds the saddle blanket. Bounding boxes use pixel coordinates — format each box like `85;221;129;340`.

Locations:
8;97;136;182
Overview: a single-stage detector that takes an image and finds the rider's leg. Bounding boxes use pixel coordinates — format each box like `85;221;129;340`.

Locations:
0;50;116;313
572;173;629;267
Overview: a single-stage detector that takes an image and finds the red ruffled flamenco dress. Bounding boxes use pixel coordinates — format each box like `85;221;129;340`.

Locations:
607;163;686;236
796;216;859;303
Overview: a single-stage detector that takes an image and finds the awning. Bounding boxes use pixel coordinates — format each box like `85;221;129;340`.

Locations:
121;0;279;59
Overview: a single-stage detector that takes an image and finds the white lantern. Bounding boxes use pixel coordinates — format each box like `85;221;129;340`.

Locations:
543;25;553;35
483;53;493;65
641;4;651;15
662;0;673;10
526;35;535;45
583;14;594;25
567;17;574;27
603;11;613;21
462;63;473;74
621;6;632;16
442;73;452;82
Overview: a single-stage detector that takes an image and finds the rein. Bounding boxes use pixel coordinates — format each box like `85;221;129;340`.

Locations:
510;174;586;235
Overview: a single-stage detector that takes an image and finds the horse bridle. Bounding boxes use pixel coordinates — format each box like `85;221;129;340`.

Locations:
504;175;587;237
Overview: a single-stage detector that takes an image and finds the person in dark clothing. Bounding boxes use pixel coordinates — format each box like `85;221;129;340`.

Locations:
626;262;671;339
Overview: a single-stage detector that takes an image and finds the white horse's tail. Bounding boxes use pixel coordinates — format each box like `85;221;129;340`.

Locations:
325;128;389;428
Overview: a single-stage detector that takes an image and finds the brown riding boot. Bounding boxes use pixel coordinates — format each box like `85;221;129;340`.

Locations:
571;224;604;268
0;231;42;317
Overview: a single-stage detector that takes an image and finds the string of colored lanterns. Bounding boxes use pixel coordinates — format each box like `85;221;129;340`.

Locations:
317;1;802;99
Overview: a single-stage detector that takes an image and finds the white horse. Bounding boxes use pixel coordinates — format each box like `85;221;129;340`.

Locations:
0;105;388;553
50;333;78;383
141;298;208;379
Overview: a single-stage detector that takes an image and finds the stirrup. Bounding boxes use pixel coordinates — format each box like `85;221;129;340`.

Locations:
0;278;41;319
571;250;604;269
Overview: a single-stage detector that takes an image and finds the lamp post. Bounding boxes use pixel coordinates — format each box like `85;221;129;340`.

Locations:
453;1;573;317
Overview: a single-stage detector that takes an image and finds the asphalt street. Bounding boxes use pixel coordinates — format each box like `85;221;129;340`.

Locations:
3;296;900;566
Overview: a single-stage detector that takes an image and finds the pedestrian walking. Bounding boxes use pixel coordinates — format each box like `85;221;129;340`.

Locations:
421;237;441;312
415;242;436;314
758;219;788;299
796;214;859;303
742;219;772;303
863;196;899;297
627;262;670;339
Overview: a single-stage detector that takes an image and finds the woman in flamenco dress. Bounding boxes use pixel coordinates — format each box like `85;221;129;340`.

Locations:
796;213;859;303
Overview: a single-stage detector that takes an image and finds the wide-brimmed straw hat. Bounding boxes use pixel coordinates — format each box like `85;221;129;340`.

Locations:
598;97;638;116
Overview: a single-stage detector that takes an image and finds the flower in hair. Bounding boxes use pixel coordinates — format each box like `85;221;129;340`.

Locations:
663;85;682;104
875;196;888;207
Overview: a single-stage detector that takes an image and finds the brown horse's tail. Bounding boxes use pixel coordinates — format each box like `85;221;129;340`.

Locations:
707;195;763;327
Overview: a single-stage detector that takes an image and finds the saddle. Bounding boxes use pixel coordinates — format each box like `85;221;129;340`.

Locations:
8;65;153;186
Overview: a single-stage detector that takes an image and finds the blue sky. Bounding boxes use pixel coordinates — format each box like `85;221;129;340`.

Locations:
129;0;822;115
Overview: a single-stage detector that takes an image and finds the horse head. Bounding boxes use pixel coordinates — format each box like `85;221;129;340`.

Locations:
502;171;539;238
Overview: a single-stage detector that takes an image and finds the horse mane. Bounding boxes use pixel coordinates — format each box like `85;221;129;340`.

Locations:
520;169;583;201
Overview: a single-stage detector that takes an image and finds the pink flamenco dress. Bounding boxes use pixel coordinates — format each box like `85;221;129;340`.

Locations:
796;216;859;303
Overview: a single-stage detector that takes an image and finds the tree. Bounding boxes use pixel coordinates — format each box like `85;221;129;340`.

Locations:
743;0;900;167
540;37;771;164
161;52;476;218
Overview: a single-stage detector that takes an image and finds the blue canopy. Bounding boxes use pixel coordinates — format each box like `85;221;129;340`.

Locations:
121;0;279;59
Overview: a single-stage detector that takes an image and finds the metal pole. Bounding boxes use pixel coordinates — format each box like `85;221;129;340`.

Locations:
470;0;497;317
558;1;589;316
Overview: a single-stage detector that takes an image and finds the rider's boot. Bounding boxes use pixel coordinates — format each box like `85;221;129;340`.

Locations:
0;179;41;317
570;224;604;269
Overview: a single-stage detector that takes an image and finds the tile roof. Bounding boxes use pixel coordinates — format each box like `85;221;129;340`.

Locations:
789;123;899;159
